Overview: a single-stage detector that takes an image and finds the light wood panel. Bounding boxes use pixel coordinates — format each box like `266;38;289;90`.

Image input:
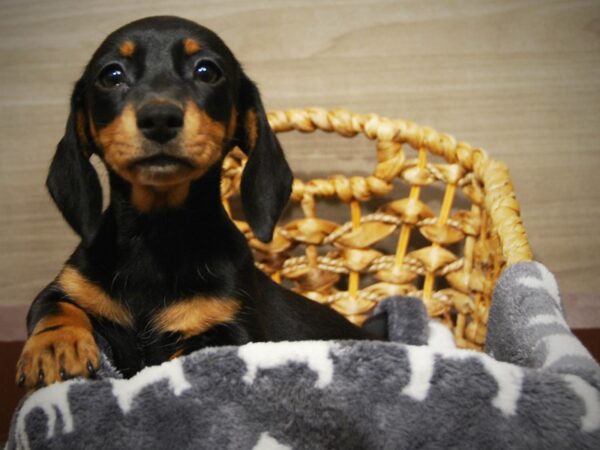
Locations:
1;1;599;328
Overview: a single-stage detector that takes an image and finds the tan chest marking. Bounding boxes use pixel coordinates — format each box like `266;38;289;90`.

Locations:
58;266;134;328
151;297;241;339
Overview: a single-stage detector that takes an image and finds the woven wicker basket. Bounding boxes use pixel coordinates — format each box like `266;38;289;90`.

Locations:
221;108;533;350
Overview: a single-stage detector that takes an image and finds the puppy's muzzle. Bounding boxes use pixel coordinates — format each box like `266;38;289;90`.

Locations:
137;103;184;144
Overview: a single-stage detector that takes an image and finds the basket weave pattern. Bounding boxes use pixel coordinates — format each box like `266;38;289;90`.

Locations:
222;108;532;349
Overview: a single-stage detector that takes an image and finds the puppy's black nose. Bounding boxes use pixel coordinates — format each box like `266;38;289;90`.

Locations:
137;104;184;144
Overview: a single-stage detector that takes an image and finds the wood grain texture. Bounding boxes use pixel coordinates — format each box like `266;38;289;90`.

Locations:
1;1;599;326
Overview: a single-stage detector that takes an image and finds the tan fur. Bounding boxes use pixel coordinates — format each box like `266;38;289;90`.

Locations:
183;38;202;55
98;103;143;182
169;349;185;360
16;302;99;389
33;301;93;334
87;109;98;140
182;100;226;171
58;266;134;327
227;106;238;140
75;110;91;155
95;100;227;211
119;40;136;57
245;109;258;150
151;297;240;339
131;182;191;212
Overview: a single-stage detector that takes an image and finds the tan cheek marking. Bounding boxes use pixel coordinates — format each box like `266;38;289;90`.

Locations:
119;40;136;58
183;101;226;175
245;109;258;150
151;297;241;339
58;266;134;328
97;104;141;180
184;38;202;55
184;101;226;141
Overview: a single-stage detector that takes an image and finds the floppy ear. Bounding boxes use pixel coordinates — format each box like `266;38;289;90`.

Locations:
46;79;103;247
236;73;293;243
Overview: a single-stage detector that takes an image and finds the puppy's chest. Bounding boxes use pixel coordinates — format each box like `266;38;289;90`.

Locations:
61;262;240;337
128;283;241;370
111;267;216;310
110;261;239;324
60;264;244;375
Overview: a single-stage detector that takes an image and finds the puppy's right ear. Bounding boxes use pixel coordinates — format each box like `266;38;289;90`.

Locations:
46;79;103;247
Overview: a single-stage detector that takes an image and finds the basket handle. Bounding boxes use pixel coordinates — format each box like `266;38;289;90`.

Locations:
266;107;533;266
476;158;533;265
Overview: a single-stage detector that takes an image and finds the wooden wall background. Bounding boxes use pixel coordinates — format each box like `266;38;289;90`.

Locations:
1;0;599;327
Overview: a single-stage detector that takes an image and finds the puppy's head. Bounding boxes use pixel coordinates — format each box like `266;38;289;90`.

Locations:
48;16;292;245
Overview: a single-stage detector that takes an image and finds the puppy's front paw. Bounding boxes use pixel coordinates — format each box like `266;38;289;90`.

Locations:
17;326;100;389
16;324;100;390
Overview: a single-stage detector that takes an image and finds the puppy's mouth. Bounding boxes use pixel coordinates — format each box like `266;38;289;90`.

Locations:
128;153;196;185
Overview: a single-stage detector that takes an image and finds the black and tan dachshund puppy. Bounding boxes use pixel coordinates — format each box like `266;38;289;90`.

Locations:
16;16;370;390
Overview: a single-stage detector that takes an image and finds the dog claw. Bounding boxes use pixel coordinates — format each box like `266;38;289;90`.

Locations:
17;374;25;387
87;361;96;376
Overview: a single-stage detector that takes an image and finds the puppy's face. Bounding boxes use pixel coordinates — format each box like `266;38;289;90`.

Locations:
48;16;293;245
81;17;239;190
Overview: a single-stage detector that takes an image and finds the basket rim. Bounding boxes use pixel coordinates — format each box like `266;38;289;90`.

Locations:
265;107;533;266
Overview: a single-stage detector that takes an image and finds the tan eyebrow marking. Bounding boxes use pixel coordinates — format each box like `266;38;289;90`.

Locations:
119;40;136;57
184;38;202;55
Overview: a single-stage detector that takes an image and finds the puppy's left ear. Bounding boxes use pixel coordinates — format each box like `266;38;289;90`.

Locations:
235;73;293;243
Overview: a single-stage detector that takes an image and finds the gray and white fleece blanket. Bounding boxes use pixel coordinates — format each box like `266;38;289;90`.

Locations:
7;262;600;449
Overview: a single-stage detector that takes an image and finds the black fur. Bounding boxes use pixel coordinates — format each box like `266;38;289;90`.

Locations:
46;80;103;247
237;73;293;243
25;16;370;381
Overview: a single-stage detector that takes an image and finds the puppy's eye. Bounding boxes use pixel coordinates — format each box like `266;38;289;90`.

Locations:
98;64;127;89
194;60;222;84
